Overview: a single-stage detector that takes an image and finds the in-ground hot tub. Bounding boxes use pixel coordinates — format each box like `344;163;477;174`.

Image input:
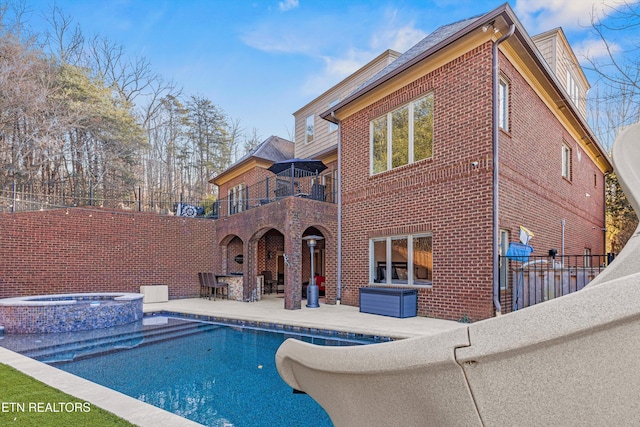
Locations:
0;293;144;334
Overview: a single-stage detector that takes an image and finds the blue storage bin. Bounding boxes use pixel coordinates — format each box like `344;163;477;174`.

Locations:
359;287;417;318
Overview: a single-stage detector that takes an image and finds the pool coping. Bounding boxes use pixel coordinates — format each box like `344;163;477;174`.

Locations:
0;345;202;426
0;299;462;426
0;310;391;427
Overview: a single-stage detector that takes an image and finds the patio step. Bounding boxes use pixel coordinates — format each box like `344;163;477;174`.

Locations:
22;320;221;364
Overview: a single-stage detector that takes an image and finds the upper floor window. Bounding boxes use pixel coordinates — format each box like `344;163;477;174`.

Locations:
562;143;571;180
499;78;509;131
328;99;339;133
371;94;434;174
228;184;244;214
305;115;315;144
566;71;579;105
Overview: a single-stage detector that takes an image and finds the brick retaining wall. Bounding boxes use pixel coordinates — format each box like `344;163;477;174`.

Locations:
0;208;216;299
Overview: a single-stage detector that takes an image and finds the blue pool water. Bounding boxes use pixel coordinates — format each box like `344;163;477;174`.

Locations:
0;314;387;426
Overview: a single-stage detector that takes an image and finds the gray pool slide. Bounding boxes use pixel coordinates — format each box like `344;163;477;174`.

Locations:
276;122;640;426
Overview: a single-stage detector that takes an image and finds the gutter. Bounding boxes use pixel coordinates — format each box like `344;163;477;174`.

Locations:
332;112;342;303
493;23;515;315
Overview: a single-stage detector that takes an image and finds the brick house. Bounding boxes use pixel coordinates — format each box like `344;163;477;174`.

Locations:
208;51;399;309
319;3;611;321
211;3;611;320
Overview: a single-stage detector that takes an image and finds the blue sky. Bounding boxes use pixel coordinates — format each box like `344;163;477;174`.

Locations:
21;0;629;142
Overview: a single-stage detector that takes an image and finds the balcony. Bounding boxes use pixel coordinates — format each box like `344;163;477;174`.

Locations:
214;168;336;219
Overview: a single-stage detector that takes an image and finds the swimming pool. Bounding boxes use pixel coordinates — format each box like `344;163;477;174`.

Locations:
0;313;388;426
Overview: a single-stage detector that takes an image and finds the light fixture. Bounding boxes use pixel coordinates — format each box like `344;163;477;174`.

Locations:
482;21;499;33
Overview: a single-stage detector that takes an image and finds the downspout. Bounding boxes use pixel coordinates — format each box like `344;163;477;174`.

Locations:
492;23;515;315
332;111;342;303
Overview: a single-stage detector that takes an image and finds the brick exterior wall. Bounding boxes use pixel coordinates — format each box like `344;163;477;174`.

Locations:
214;197;337;308
498;51;606;255
0;208;216;299
339;43;607;321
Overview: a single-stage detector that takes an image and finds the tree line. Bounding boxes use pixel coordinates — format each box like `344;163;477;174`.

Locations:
585;0;640;253
0;2;261;210
1;1;639;250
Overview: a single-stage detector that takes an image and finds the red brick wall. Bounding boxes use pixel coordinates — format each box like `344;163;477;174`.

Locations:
340;42;607;321
498;51;606;255
0;208;216;299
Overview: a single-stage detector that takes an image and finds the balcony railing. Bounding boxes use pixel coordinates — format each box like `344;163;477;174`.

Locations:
498;254;615;313
213;168;336;219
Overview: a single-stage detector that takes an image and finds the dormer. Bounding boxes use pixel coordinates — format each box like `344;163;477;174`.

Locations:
532;28;589;119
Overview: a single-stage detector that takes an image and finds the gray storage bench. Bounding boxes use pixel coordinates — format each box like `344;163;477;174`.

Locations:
359;287;417;318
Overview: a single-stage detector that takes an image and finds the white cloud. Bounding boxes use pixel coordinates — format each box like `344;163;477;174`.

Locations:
299;20;426;96
372;24;427;53
573;37;622;64
241;24;312;54
278;0;299;12
243;5;427;97
300;49;373;95
514;0;628;34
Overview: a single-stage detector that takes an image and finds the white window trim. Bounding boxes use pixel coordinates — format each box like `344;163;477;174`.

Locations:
228;184;244;214
562;143;571;180
328;99;339;133
566;71;579;105
370;94;433;175
369;234;433;287
499;78;509;131
305;114;315;144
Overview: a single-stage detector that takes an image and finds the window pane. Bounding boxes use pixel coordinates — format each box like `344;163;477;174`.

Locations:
413;95;434;161
392;106;409;168
372;116;388;174
329;99;339;132
391;238;409;284
562;144;571;179
498;81;508;130
413;235;432;285
373;239;387;283
306;115;314;143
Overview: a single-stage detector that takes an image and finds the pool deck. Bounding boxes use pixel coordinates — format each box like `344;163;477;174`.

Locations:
0;295;462;427
144;295;463;339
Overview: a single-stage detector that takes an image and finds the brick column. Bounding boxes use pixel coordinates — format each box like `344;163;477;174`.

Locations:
284;213;303;310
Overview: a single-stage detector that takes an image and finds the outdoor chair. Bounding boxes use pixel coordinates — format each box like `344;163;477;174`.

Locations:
199;272;229;301
198;273;208;298
262;271;277;294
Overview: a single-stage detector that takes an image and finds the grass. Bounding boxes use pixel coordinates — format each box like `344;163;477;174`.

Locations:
0;363;136;426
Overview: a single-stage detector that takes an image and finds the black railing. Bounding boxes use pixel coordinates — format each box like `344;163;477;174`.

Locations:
0;182;217;219
498;254;615;313
0;167;336;219
215;168;336;218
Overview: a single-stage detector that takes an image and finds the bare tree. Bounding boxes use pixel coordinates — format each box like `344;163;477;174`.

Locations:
585;0;640;252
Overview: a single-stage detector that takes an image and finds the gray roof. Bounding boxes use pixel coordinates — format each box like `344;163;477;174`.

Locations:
353;15;484;95
234;135;294;165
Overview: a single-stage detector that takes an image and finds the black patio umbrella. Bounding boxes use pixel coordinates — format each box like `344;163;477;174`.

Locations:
267;158;328;175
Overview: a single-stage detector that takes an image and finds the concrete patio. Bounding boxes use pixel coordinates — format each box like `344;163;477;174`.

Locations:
144;294;463;339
